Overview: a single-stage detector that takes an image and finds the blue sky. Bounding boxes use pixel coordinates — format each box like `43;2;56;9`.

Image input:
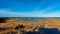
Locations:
0;0;60;17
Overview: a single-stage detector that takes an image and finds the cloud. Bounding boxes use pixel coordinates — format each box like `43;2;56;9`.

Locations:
0;7;57;17
44;11;60;17
0;9;42;17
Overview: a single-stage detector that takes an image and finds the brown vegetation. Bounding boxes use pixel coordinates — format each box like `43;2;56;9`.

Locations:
0;18;41;34
38;18;60;30
0;18;60;34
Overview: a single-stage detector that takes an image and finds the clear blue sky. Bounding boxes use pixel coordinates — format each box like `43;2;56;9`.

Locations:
0;0;60;17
